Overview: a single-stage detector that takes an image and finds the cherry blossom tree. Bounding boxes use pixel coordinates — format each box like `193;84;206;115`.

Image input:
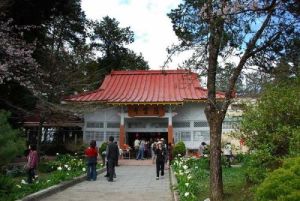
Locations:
0;18;39;89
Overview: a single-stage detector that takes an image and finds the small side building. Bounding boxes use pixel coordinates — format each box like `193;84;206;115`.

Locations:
66;70;235;150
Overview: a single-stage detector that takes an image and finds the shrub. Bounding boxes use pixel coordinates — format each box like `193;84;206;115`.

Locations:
255;157;300;201
173;141;186;158
0;175;15;200
5;165;25;177
234;153;249;164
38;162;55;173
99;142;108;155
40;144;70;155
244;148;282;184
0;110;25;168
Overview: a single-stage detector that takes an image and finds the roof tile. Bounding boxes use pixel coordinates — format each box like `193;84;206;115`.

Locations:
66;70;224;104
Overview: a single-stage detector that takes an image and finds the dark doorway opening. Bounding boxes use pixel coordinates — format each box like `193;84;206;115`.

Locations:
126;132;168;148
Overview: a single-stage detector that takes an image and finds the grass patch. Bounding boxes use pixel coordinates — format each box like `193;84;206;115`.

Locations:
172;157;254;201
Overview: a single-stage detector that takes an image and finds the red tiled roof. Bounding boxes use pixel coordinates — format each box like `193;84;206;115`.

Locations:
66;70;225;104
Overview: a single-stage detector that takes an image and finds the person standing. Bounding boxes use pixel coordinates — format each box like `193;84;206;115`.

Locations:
151;141;157;164
224;142;232;167
199;142;207;157
84;140;98;181
134;137;140;158
26;144;38;183
106;136;119;182
136;139;145;160
155;142;166;180
114;141;120;166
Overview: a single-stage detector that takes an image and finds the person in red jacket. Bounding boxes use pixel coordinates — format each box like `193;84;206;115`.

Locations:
26;144;38;183
85;140;98;181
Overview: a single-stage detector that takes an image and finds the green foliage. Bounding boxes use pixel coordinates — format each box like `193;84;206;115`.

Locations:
172;157;209;201
289;129;300;157
237;79;300;184
0;175;15;200
173;141;186;158
0;110;25;168
240;79;300;156
99;142;108;155
5;165;25;177
172;157;249;201
87;16;149;89
244;148;282;184
1;154;101;201
255;157;300;201
233;153;249;164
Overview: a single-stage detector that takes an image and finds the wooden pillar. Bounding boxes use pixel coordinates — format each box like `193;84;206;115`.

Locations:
120;125;125;149
168;106;173;145
168;125;173;145
119;106;125;149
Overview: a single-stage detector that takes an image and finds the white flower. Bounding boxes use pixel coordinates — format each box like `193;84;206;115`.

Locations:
67;173;69;175
185;183;189;187
82;167;86;172
178;154;181;157
183;165;188;170
75;153;77;155
21;179;27;184
195;166;199;169
204;198;210;201
187;175;192;180
57;166;62;171
68;167;71;171
64;164;69;168
16;184;22;188
56;153;59;156
184;192;190;197
47;180;51;183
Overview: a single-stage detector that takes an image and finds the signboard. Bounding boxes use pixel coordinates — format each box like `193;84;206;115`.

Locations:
128;105;165;117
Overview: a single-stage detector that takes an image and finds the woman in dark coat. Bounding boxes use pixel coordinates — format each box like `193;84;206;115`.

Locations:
155;142;166;180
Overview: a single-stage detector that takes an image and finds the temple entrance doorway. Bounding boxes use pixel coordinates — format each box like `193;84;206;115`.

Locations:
126;132;168;150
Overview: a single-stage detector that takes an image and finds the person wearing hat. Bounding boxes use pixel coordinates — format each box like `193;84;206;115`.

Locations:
155;141;166;180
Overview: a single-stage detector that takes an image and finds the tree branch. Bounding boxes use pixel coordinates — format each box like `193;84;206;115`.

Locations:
223;1;276;111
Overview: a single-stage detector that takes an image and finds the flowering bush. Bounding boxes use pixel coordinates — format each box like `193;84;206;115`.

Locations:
0;154;102;201
173;141;186;157
172;157;209;201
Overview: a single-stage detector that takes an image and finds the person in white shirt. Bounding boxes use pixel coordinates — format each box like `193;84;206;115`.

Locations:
134;138;140;158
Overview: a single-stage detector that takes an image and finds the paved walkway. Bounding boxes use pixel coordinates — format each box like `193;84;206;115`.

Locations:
41;160;173;201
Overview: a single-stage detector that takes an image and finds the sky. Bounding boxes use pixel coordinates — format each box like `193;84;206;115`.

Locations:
81;0;188;70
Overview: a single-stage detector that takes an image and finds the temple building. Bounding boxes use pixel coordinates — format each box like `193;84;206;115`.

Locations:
66;70;236;150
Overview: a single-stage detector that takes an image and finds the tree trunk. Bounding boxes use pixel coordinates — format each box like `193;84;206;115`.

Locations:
206;108;224;201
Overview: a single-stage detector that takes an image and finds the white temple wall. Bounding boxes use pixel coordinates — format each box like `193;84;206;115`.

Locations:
82;103;236;150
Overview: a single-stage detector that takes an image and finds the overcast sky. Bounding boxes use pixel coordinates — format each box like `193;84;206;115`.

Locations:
81;0;188;70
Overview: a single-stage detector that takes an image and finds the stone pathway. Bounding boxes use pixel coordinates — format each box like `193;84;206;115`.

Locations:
41;160;172;201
